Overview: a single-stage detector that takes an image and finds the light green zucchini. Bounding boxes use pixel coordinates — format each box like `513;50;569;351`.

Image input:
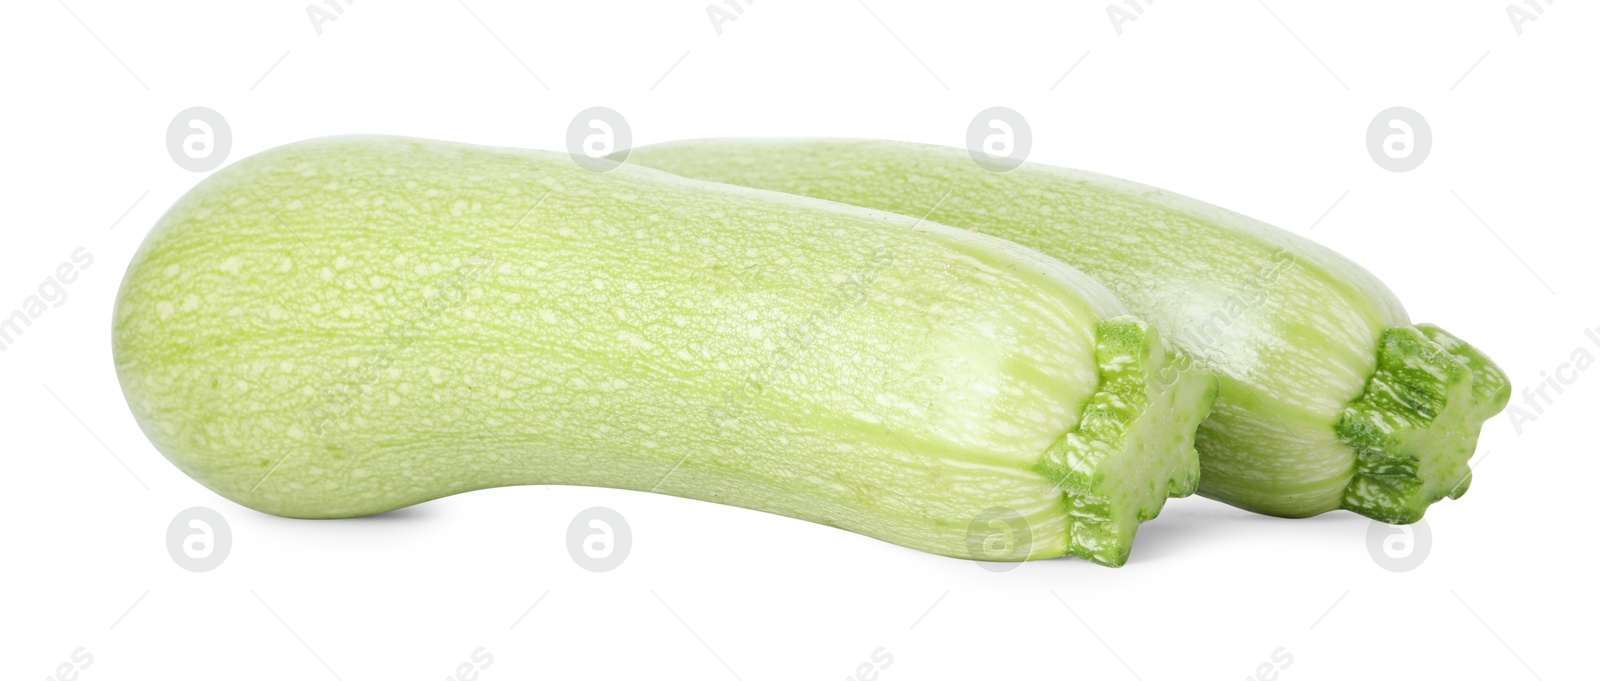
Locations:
623;138;1510;523
112;135;1216;565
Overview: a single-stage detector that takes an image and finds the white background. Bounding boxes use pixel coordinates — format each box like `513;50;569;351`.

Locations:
3;1;1595;679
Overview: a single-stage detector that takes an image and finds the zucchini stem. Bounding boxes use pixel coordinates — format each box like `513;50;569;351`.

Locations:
1036;317;1218;565
1337;324;1511;523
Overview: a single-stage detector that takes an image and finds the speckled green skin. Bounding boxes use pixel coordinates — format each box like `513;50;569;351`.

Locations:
113;135;1213;564
624;138;1511;521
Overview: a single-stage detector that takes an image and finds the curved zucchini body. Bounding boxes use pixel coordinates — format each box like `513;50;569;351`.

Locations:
624;139;1510;522
113;136;1215;565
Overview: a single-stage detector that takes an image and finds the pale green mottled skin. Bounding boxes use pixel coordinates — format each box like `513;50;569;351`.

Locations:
625;139;1510;521
114;136;1212;565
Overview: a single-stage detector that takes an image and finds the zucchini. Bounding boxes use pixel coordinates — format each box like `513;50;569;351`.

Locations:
112;136;1216;565
624;138;1510;523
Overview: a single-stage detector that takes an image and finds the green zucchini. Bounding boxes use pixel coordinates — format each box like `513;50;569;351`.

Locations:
623;138;1510;523
112;135;1216;565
